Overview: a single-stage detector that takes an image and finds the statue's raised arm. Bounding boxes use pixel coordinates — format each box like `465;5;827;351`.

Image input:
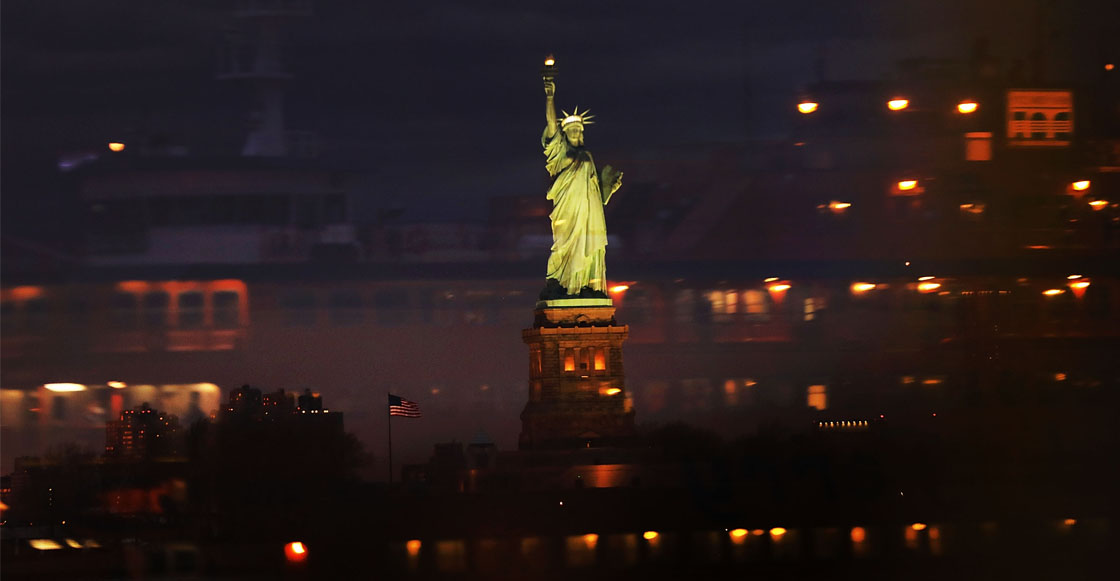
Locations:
538;65;622;301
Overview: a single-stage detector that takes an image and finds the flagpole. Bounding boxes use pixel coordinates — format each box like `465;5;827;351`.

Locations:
387;392;394;486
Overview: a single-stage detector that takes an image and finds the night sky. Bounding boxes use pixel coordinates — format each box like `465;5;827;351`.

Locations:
2;0;1117;234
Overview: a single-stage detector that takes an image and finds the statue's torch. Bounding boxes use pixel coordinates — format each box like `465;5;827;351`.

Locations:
541;54;558;81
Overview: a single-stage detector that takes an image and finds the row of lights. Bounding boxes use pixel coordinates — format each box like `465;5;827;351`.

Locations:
797;99;980;115
819;420;870;428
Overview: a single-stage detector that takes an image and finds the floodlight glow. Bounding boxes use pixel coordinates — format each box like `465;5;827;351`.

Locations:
797;101;819;114
887;99;909;111
44;383;86;392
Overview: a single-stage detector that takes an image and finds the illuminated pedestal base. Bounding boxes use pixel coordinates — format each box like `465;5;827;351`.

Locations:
519;299;634;450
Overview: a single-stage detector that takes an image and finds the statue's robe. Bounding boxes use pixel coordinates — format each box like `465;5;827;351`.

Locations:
543;128;608;295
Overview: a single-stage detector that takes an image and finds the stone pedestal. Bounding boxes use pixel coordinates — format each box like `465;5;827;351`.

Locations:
519;298;634;450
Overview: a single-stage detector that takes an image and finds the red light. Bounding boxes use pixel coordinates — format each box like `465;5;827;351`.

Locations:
285;541;308;563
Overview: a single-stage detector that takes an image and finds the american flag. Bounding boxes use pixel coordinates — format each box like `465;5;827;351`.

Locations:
388;394;421;418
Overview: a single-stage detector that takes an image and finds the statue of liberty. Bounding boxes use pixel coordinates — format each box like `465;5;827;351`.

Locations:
540;74;623;300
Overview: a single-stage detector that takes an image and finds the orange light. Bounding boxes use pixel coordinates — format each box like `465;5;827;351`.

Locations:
897;180;918;191
1043;288;1065;296
609;284;630;293
1106;64;1115;71
1088;199;1108;210
1069;280;1090;289
284;541;308;563
8;285;44;301
797;101;819;114
643;531;659;541
887;98;909;111
828;200;851;213
582;533;598;548
108;142;125;152
851;282;876;294
957;100;978;114
603;387;622;396
769;527;787;538
1071;180;1091;191
750;529;765;536
108;381;127;389
917;282;941;293
768;283;790;292
1063;518;1077;526
959;203;985;215
911;523;927;531
406;539;421;556
850;527;867;543
729;528;748;539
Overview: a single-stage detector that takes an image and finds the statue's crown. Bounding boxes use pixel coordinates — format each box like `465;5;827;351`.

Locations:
560;106;594;128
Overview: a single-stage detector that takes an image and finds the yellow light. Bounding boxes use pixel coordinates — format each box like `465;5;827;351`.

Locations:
911;523;927;531
959;203;985;214
897;180;918;191
957;101;978;114
763;277;779;283
1043;288;1065;296
1088;199;1108;210
1069;280;1090;289
406;539;421;556
108;142;126;152
828;200;851;213
1071;180;1091;191
850;527;867;543
851;282;876;293
609;284;630;293
643;531;659;540
918;276;935;281
768;283;790;292
797;101;819;114
30;539;63;550
107;381;127;389
769;527;787;538
44;383;86;392
729;528;748;539
604;388;622;396
544;56;555;67
65;539;83;549
1067;274;1082;280
887;98;909;111
917;282;941;292
1063;518;1077;526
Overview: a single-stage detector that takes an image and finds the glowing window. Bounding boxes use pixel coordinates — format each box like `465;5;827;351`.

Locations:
807;384;827;410
744;290;768;315
564;349;576;372
593;348;606;371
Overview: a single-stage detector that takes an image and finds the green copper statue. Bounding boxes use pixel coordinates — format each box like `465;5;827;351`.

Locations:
540;74;623;300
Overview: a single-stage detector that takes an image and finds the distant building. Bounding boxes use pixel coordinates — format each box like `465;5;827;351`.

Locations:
104;403;183;460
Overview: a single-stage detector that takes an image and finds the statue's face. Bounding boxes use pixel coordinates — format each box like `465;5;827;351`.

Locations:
563;123;584;146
